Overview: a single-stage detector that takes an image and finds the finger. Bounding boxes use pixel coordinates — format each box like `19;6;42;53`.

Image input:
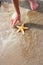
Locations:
10;19;13;25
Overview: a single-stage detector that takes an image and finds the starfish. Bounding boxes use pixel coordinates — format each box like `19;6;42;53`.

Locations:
16;24;29;34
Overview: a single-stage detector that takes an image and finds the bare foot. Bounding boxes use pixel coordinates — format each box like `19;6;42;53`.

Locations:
29;0;39;10
10;12;21;27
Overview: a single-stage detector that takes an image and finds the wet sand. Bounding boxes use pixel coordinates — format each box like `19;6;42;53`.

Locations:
0;0;43;65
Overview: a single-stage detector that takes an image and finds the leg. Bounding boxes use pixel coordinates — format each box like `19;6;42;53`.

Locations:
11;0;21;27
28;0;39;10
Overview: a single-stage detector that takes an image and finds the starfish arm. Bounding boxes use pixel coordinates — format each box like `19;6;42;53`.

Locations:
22;24;24;26
17;29;20;32
16;26;20;28
21;29;24;34
23;27;28;29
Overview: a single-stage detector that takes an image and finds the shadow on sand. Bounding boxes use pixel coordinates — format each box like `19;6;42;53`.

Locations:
25;23;43;30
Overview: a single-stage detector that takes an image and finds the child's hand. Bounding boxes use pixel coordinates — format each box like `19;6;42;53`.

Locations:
10;12;21;27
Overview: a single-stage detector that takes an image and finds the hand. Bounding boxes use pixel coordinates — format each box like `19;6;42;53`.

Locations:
10;12;21;27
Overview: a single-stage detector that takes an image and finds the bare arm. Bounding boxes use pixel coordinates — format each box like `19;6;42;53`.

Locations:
12;0;20;14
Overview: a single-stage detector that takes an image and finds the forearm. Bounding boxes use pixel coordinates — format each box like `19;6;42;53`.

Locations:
12;0;20;14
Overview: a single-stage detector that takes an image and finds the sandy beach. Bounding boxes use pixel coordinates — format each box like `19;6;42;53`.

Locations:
0;0;43;65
